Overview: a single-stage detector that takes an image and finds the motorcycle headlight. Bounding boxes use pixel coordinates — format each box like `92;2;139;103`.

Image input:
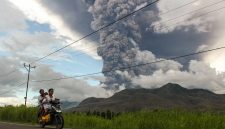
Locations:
52;106;62;113
56;110;62;113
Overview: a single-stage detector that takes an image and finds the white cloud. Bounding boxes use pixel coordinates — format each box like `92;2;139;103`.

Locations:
151;0;225;33
0;57;26;102
28;64;112;102
132;60;225;92
8;0;101;60
203;43;225;73
0;97;24;106
0;56;109;105
135;50;183;73
0;31;69;62
0;0;27;32
86;75;106;83
201;12;225;73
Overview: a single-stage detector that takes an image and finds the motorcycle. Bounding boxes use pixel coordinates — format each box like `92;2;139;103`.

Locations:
38;99;64;129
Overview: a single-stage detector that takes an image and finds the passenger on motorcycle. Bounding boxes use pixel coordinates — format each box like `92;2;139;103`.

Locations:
42;88;56;115
38;89;45;116
38;89;45;106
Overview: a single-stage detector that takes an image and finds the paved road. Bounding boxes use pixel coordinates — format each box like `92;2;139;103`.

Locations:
0;122;70;129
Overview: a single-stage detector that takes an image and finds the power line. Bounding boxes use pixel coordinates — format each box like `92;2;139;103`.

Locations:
0;64;31;80
3;0;225;81
0;65;25;78
153;0;225;28
31;46;225;83
158;0;200;15
0;1;157;77
0;81;26;96
35;0;201;62
2;0;222;75
70;0;203;56
0;0;160;74
158;5;225;32
29;0;160;64
41;0;225;60
12;1;225;83
0;70;17;78
0;0;208;73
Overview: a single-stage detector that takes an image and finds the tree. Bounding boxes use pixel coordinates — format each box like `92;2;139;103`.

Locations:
106;110;112;119
101;112;106;118
96;111;100;117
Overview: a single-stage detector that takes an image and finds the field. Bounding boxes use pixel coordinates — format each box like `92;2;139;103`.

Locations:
1;106;225;129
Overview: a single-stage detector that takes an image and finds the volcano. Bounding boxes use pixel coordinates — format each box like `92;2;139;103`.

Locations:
72;83;225;112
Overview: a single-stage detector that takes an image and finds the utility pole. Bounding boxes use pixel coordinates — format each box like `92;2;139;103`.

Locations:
24;63;36;107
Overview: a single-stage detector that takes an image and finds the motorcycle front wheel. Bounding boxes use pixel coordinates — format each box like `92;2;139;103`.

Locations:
55;115;64;129
38;116;45;128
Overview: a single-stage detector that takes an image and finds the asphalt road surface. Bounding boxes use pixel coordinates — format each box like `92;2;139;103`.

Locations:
0;122;71;129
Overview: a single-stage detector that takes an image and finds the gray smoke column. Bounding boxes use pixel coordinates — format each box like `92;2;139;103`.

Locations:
84;0;182;89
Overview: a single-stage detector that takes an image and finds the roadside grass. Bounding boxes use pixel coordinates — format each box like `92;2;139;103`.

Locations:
0;105;37;124
64;110;225;129
1;106;225;129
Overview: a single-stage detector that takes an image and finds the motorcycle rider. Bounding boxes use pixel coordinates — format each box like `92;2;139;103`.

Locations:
47;88;56;103
38;89;45;116
42;88;56;115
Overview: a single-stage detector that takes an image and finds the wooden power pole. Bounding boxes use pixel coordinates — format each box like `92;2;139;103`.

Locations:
24;63;36;107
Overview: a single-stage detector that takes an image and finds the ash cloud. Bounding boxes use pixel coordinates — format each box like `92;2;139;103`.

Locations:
84;0;183;89
84;0;225;90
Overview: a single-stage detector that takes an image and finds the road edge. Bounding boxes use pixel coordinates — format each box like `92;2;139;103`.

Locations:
0;121;71;129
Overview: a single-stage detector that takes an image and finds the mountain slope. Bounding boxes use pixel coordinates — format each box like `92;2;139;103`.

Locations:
72;83;225;112
61;101;79;110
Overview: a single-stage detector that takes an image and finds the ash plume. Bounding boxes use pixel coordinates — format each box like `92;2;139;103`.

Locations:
84;0;181;89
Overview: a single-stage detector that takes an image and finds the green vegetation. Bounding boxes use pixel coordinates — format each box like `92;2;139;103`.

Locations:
0;105;37;124
1;106;225;129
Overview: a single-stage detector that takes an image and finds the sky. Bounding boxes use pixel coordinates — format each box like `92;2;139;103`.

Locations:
0;0;225;106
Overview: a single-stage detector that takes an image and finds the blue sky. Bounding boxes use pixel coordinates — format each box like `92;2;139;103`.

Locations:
26;20;52;33
42;51;103;76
